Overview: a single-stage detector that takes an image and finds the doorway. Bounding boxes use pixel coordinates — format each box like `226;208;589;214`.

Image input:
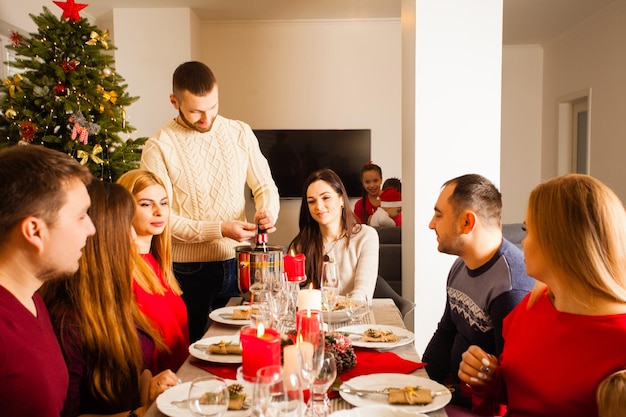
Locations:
557;90;591;175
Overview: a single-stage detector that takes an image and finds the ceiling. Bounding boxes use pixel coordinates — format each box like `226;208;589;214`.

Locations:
81;0;617;45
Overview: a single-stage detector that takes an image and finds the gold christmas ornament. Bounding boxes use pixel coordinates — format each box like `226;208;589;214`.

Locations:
5;108;17;119
102;66;113;77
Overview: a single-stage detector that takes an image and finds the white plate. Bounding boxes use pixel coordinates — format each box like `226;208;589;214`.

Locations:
330;404;428;417
335;324;415;349
209;306;250;326
338;374;451;414
189;335;242;364
156;380;252;417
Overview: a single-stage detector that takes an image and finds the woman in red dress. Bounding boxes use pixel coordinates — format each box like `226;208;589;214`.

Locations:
118;169;190;373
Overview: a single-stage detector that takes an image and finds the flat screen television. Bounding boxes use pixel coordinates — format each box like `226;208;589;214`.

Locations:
254;129;371;198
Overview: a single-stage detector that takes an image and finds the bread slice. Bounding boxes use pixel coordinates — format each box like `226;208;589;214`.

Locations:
208;340;242;355
387;386;433;405
362;328;399;343
231;309;250;320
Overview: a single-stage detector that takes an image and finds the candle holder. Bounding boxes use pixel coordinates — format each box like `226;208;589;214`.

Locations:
240;325;281;382
283;253;308;333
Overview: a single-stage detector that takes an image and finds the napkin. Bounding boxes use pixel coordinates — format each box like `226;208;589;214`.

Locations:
190;348;426;397
190;359;239;380
329;348;425;399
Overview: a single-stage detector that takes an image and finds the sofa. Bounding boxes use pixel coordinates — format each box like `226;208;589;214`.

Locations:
375;226;402;295
374;223;526;297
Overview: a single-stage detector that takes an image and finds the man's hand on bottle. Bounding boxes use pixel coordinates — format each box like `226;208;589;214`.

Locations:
221;220;257;242
254;210;277;234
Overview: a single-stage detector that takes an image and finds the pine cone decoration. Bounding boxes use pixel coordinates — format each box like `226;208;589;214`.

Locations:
325;332;356;373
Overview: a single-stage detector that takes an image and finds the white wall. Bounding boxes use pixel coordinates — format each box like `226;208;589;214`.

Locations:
542;0;626;200
113;8;199;140
500;46;543;222
200;19;402;247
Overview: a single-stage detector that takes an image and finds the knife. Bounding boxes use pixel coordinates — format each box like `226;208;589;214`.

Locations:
334;386;452;398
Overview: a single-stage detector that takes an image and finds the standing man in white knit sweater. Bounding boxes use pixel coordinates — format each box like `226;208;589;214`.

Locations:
141;61;280;342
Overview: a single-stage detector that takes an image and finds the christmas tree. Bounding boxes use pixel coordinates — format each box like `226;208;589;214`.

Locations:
0;0;146;181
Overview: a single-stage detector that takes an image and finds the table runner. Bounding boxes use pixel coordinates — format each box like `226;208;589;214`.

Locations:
145;299;448;417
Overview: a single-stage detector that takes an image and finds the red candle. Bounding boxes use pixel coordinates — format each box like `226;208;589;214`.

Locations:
240;324;281;382
296;309;323;337
284;252;306;282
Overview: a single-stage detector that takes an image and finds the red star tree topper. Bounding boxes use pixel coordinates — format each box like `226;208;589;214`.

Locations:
53;0;88;22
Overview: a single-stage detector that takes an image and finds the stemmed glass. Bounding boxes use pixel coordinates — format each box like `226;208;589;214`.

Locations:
187;376;230;417
254;365;304;417
296;310;325;417
321;262;339;330
250;288;274;329
311;352;337;417
345;293;369;325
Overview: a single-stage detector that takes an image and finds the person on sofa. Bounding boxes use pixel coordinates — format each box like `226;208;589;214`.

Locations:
423;173;534;410
369;187;402;227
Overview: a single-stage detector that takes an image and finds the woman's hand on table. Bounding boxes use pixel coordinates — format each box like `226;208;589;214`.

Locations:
458;345;498;389
148;369;179;404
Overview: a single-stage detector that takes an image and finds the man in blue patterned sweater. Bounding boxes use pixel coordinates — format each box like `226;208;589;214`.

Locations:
423;174;535;410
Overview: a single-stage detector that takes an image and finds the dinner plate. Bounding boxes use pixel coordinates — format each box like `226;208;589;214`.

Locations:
334;324;415;349
330;404;428;417
338;374;451;414
189;335;242;364
156;380;252;417
209;306;250;326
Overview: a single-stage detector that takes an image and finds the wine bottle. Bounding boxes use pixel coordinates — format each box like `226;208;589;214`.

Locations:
255;223;269;252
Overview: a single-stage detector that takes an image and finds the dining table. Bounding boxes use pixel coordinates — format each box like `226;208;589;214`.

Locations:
145;298;449;417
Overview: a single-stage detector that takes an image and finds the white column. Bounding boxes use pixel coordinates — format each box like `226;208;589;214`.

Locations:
402;0;503;355
112;8;199;139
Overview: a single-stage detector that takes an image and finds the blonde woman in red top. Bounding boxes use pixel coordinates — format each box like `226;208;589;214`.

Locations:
118;169;190;373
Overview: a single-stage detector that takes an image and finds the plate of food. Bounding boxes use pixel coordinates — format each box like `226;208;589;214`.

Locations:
322;296;351;323
329;404;428;417
157;379;252;417
189;335;242;363
209;306;251;326
337;373;451;414
334;324;414;349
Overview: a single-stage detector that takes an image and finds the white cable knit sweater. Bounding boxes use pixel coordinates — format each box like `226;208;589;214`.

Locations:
140;116;280;263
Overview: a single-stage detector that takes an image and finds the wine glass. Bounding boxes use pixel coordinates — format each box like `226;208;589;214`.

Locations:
269;289;290;333
250;288;274;329
187;376;230;417
312;351;337;417
321;262;339;330
296;310;325;417
254;365;304;417
345;293;369;325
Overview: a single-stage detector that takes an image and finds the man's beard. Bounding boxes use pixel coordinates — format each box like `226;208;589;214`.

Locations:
178;111;213;133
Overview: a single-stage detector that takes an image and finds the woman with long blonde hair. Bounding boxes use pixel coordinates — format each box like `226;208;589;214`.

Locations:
118;169;189;373
40;181;177;417
459;174;626;417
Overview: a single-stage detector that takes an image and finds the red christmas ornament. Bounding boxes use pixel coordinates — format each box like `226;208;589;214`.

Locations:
20;121;38;142
53;84;68;96
61;59;79;72
10;31;22;47
53;0;88;22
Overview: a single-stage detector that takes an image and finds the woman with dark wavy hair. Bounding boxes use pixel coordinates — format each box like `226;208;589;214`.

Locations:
289;168;378;298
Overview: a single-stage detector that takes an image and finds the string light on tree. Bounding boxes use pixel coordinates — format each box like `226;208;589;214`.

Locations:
0;1;147;181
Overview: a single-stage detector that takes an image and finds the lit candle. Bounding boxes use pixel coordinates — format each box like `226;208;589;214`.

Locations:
297;284;322;311
284;252;307;283
240;324;281;382
282;344;301;389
